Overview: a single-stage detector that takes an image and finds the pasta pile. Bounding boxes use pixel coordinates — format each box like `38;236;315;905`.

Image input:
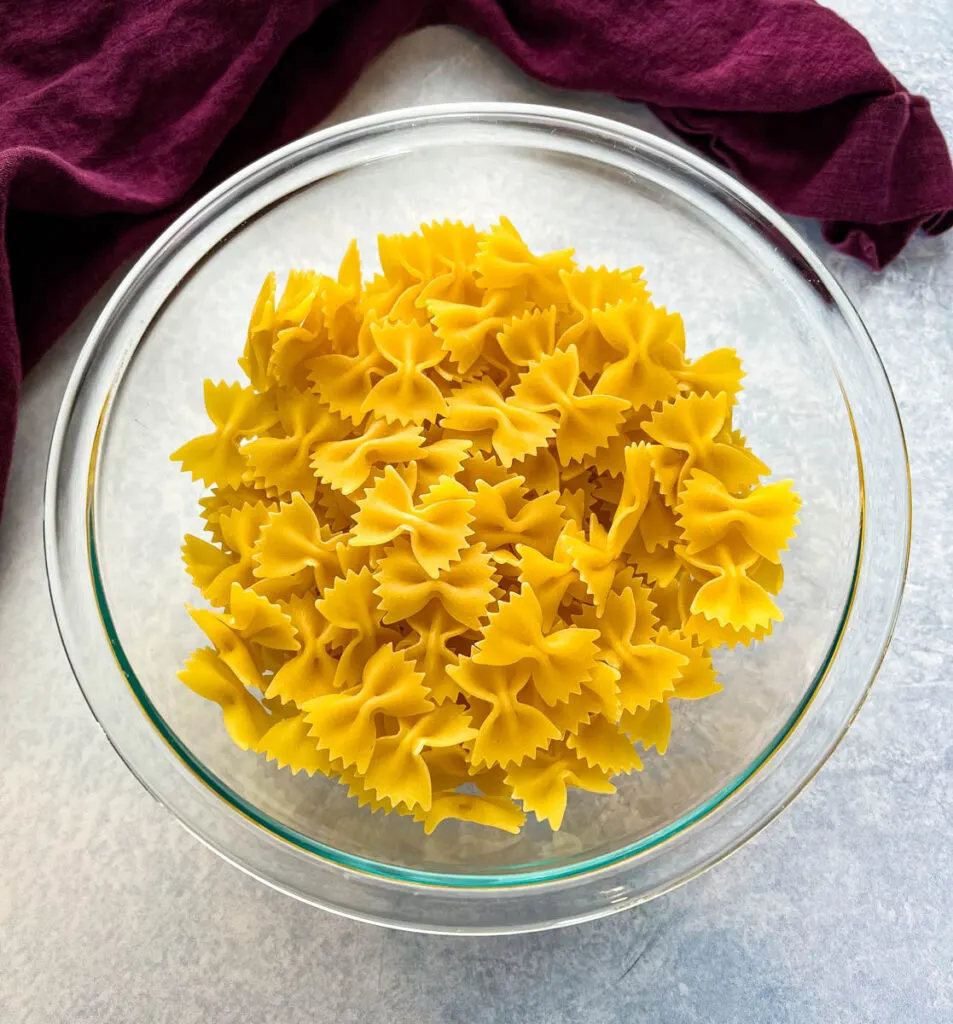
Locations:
172;217;800;835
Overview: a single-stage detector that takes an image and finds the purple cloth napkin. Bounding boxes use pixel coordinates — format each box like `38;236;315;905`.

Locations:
2;0;952;513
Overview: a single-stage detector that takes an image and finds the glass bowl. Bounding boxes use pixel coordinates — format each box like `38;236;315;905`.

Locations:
44;103;910;934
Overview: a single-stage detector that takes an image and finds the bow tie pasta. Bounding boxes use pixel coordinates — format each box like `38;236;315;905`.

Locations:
173;217;800;834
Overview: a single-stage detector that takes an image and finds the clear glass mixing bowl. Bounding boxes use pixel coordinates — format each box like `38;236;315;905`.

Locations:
44;103;910;934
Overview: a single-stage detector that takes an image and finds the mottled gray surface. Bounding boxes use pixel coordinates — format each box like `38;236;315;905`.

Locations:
2;13;952;1023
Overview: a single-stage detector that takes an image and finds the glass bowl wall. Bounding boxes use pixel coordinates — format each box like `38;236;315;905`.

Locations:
45;104;909;934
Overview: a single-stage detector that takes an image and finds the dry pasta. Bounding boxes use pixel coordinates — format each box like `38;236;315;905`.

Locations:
173;217;800;834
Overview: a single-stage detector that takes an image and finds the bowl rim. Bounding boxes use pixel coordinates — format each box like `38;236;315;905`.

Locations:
44;101;911;933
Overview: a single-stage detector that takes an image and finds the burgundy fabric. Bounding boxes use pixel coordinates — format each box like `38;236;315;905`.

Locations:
2;0;952;514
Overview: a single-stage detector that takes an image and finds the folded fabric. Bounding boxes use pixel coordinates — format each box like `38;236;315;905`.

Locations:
1;0;951;513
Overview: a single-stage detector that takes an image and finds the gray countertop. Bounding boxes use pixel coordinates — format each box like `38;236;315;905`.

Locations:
2;12;952;1023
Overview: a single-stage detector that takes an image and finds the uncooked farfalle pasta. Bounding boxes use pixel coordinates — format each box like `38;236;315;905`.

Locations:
172;217;800;834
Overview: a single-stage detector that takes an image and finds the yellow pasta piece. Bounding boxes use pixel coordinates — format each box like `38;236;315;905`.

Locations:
198;483;276;548
497;306;558;366
251;492;341;588
449;659;561;769
352;467;474;577
644;392;768;501
338;767;406;817
252;564;327;605
469;477;566;557
553;443;653;614
181;533;234;607
275;270;321;328
676;347;744;401
576;660;623;722
558;487;591;528
312;479;359;534
171;380;277;488
654;626;722;701
309;319;390;423
511;346;630;465
333;537;383;577
198;484;274;545
219;499;272;558
250;567;321;614
269;322;328;392
683;538;782;632
242;388;348;499
240;273;278;392
505;742;615;830
613;442;657;543
524;659;622;736
683;612;772;650
187;603;263;691
566;715;643;774
649;578;682;632
420;220;481;289
474;216;575;308
374;223;466;305
220;582;299;651
454;450;510;490
555;517;617;615
362;320;448;424
443;377;557;466
592;301;684;410
639;487;682;552
398;606;469;704
582;432;631;479
264;595;340;707
179;648;272;750
374;540;496;629
303;643;433;773
608;566;660;641
320;239;363;350
416;793;526;835
522;687;594;737
514;544;576;630
648;442;686;509
362;271;409;324
405;437;472;493
472;586;600;707
182;501;270;607
375;230;432;300
310;417;426;495
676;469;800;561
421;744;473;794
256;713;339;776
316;566;397;688
266;272;329;390
621;700;672;755
413;747;526;833
749;557;785;602
557;266;649;376
363;703;478;810
426;293;509;374
174;217;800;836
575;587;685;712
621;529;684;587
